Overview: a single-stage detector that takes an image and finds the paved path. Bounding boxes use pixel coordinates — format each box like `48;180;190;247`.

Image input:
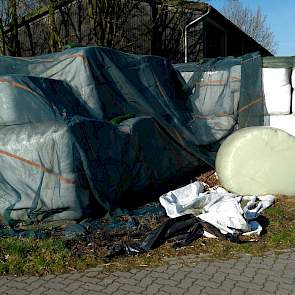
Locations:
1;249;295;294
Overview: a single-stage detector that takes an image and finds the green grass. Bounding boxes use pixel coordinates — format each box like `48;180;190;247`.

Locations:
1;196;295;276
0;237;101;275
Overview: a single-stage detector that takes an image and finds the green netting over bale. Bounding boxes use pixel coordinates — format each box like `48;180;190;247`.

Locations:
174;52;266;139
262;56;295;68
0;47;264;226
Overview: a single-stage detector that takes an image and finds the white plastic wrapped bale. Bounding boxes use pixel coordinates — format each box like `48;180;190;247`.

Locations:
196;66;241;116
180;72;194;83
262;68;291;115
268;114;295;137
188;66;241;145
215;126;295;196
0;122;89;222
291;68;295;88
292;88;295;113
0;76;57;125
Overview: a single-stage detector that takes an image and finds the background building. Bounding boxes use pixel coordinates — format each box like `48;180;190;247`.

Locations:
1;1;272;61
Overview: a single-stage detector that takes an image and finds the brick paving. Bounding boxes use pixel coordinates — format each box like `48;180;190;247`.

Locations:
1;250;295;294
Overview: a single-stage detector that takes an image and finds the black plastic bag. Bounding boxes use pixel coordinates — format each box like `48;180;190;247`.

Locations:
107;214;240;258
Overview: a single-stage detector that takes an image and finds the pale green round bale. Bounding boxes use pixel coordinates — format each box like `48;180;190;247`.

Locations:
215;126;295;196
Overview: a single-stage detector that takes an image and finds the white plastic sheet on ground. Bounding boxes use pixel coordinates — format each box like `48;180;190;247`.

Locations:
159;181;275;236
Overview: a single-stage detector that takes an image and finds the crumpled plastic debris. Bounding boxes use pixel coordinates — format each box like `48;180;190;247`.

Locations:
159;181;275;236
106;181;275;258
106;215;240;259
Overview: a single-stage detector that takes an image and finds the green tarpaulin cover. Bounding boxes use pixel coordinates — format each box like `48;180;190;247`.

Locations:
0;46;264;225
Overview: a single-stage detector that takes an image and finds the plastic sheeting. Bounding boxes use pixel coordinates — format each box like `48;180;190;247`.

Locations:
268;114;295;137
159;181;274;236
0;47;264;225
262;68;292;115
106;215;241;258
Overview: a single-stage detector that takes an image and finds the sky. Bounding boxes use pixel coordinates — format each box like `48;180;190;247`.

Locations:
202;0;295;56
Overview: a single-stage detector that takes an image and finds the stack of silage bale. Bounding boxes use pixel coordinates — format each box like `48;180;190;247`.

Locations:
263;58;295;136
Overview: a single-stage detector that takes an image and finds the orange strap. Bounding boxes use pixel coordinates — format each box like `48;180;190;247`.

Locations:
238;96;264;113
0;78;39;96
0;149;77;185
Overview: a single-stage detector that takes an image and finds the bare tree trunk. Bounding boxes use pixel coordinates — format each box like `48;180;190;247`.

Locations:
87;0;141;49
0;17;6;55
10;0;21;56
77;0;83;43
48;0;63;52
24;20;35;56
148;0;192;62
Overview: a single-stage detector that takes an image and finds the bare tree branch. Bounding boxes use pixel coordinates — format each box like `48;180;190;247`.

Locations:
222;0;278;54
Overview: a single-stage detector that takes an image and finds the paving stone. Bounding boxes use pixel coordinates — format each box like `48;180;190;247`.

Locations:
112;271;134;279
178;277;195;290
64;281;84;293
245;291;270;295
219;266;243;275
261;258;275;266
121;283;146;293
219;279;236;292
0;285;10;293
6;288;29;295
228;273;252;282
144;283;162;294
103;282;121;294
131;270;151;281
268;275;294;284
187;272;213;280
22;277;39;284
187;284;207;294
150;272;171;280
251;263;272;270
235;280;263;291
78;275;100;284
153;278;178;287
30;286;47;295
70;273;86;280
43;281;66;290
171;271;189;282
231;286;246;294
275;289;290;295
43;275;56;281
278;283;295;291
232;262;248;271
3;248;295;295
160;285;184;294
99;276;117;287
139;276;154;288
70;290;87;295
82;282;104;292
203;286;227;295
3;281;28;289
263;281;278;293
44;290;68;295
24;279;46;291
211;272;227;283
196;279;219;289
116;277;139;285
